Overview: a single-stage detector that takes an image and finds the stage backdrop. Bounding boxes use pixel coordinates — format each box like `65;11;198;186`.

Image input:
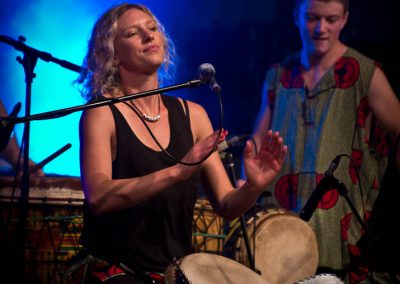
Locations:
0;0;398;177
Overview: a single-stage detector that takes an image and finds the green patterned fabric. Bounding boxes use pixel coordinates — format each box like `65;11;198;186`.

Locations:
262;48;389;282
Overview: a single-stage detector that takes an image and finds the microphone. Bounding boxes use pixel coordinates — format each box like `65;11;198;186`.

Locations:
299;155;343;221
299;177;334;221
218;135;246;153
324;155;342;177
0;102;21;152
198;63;221;94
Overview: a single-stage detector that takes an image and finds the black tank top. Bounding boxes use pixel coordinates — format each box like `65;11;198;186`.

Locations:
80;94;198;273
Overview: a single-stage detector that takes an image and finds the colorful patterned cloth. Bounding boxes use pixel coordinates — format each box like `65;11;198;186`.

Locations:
261;48;390;283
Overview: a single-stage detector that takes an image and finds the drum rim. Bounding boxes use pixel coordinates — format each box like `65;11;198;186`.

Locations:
165;253;270;284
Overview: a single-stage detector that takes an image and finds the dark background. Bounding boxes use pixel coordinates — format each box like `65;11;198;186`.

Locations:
0;1;399;282
167;0;400;138
0;0;399;174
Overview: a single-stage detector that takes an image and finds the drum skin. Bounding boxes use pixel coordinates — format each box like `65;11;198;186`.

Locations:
165;253;269;284
235;209;319;284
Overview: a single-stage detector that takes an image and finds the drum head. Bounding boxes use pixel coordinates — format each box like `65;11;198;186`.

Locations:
165;253;269;284
236;210;319;284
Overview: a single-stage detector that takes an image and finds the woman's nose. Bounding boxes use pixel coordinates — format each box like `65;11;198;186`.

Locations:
141;29;154;43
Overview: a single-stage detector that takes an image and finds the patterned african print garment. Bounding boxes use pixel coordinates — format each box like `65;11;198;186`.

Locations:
261;48;390;283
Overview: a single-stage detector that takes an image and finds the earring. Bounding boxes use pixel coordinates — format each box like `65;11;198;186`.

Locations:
113;57;120;66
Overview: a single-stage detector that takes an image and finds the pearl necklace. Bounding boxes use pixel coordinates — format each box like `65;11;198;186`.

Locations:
131;94;161;122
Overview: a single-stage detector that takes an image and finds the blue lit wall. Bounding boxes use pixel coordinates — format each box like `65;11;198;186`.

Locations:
0;0;279;177
0;1;182;177
0;0;99;176
1;0;398;177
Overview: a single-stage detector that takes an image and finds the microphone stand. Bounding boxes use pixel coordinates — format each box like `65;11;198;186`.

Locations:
299;174;370;233
11;35;47;283
299;175;337;222
0;35;205;283
331;177;398;283
0;35;82;283
302;175;382;281
0;82;205;282
223;152;257;273
0;35;206;283
1;79;204;125
0;35;82;73
332;178;369;233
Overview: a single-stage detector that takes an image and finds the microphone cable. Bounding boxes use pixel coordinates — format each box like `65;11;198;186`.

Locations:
332;153;367;225
112;88;224;166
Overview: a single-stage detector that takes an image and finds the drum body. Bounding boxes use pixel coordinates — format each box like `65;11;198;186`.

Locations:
192;198;225;254
0;176;84;284
234;209;318;284
165;253;269;284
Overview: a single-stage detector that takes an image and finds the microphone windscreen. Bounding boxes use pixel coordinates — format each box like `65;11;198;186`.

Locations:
198;63;216;81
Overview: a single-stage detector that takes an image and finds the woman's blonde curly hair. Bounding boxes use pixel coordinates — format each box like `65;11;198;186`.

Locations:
76;3;175;101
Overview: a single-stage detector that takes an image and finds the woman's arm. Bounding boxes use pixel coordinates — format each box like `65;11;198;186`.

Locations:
80;104;225;215
188;101;286;221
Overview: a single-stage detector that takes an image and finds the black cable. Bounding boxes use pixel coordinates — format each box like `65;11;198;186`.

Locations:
240;134;258;267
331;153;378;282
337;154;367;225
246;135;258;269
109;91;224;166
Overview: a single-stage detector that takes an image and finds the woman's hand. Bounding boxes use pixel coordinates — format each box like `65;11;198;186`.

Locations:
177;129;227;181
243;130;287;190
